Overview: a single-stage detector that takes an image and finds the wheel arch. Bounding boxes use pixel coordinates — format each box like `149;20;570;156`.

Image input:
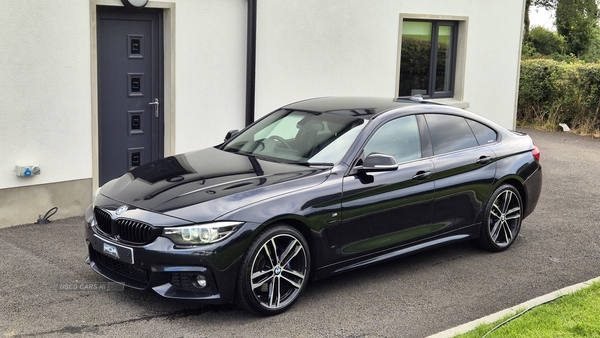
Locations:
473;177;525;251
258;216;321;281
493;177;527;213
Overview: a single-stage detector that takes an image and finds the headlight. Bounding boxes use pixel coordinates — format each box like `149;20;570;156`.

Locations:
162;221;243;245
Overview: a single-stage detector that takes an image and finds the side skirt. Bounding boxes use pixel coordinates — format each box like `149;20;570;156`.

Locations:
312;225;479;280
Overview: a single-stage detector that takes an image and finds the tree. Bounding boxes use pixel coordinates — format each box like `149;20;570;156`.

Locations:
555;0;598;57
529;26;565;55
524;0;557;42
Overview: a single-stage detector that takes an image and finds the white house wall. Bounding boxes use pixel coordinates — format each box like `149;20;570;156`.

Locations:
0;0;525;227
255;0;525;130
0;1;93;190
0;1;94;226
173;0;248;154
461;1;524;129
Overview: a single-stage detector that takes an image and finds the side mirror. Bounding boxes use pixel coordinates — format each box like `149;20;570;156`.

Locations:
224;129;239;141
357;153;398;173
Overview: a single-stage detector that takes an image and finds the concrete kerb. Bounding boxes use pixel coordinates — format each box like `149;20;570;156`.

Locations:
427;276;600;338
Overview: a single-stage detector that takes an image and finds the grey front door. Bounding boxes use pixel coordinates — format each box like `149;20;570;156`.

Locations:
97;7;164;185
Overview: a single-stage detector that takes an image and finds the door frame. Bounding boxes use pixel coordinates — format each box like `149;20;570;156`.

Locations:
90;0;176;191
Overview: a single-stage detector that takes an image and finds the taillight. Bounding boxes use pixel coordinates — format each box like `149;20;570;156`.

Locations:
532;145;540;162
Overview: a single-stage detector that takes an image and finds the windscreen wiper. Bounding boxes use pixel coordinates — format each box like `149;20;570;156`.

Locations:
285;162;334;167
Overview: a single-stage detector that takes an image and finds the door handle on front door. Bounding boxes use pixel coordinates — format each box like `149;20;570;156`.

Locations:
476;155;493;165
412;171;432;180
149;98;159;117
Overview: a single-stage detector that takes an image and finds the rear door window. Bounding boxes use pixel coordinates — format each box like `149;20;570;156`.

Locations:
425;114;478;155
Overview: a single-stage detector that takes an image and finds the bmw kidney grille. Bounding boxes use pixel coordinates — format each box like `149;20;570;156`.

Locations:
93;207;156;244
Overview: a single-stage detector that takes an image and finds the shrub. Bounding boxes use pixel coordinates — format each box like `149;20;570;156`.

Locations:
518;59;600;134
528;26;565;56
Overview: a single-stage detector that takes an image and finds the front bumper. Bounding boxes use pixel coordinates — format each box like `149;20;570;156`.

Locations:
84;205;250;304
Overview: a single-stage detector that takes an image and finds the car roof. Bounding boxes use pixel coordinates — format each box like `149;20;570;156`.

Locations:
282;97;429;118
280;97;509;135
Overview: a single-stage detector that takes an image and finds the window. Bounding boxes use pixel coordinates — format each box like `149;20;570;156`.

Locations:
399;20;458;99
425;114;478;155
467;119;497;145
223;109;366;164
363;116;421;163
254;112;303;140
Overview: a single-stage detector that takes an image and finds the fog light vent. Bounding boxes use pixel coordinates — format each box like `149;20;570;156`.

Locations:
171;273;208;290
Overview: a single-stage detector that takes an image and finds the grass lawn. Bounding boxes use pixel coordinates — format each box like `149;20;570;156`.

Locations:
454;281;600;338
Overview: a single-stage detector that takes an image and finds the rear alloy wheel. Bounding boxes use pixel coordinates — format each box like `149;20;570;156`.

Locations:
476;184;523;252
236;225;310;316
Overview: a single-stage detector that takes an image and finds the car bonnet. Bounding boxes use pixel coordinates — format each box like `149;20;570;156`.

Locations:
98;147;330;222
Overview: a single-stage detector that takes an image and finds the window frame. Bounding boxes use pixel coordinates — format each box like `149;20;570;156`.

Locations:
396;14;468;105
398;19;458;99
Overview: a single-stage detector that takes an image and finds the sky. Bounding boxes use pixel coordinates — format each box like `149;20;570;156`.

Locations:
529;6;555;30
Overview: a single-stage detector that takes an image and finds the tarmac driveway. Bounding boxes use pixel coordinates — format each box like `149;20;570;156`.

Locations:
1;128;599;337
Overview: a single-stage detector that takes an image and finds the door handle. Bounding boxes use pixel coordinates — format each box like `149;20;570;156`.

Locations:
476;155;493;165
412;171;431;180
149;98;159;117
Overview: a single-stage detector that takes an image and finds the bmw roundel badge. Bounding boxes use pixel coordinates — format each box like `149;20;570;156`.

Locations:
115;205;129;215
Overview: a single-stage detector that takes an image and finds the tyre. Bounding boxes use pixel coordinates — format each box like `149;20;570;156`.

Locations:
475;184;523;252
236;224;310;316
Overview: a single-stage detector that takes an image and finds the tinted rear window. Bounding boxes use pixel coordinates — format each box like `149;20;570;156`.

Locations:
467;119;497;145
425;114;478;155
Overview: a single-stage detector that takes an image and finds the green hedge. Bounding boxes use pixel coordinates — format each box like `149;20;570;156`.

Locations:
518;59;600;133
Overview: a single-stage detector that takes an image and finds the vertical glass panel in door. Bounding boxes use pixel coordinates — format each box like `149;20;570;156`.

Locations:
399;21;432;97
435;25;453;92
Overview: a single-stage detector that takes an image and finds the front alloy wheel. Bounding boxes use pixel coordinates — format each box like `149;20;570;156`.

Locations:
236;225;310;316
476;184;523;252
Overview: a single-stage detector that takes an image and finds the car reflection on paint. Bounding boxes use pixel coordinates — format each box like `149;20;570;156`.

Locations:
84;97;542;315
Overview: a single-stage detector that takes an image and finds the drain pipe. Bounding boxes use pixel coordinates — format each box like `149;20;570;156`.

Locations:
245;0;257;126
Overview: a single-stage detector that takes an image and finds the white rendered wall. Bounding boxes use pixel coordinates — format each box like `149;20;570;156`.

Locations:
255;0;525;130
172;0;248;153
462;1;524;129
0;0;93;190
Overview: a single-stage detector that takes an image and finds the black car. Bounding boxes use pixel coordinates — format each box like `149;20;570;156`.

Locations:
84;97;542;315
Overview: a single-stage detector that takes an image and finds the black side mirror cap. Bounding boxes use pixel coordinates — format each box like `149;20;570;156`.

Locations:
357;153;398;173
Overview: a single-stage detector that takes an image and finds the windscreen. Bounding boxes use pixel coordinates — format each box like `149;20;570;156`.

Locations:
222;109;366;165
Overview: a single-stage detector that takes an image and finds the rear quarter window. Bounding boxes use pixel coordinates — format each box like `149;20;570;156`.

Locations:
466;119;497;145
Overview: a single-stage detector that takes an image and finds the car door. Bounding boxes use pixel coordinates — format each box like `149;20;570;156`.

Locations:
424;114;498;233
340;115;436;257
